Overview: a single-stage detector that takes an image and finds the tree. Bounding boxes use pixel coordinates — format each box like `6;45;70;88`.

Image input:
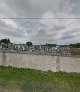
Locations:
0;38;10;44
46;43;57;48
26;42;32;47
0;38;10;48
69;43;80;48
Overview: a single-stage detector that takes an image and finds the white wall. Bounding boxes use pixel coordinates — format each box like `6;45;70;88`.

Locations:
0;52;80;72
60;56;80;72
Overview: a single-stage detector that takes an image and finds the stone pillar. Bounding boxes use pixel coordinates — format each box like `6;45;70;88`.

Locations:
56;56;60;72
2;51;6;66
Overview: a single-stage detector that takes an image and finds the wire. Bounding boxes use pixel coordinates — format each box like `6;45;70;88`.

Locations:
0;17;80;19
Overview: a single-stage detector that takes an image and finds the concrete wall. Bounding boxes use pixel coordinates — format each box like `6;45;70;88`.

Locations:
60;57;80;72
0;52;80;72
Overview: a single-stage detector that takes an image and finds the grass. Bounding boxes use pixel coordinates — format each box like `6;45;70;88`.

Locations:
0;66;80;92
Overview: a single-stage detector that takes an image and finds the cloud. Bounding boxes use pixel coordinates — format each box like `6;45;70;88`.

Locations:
0;0;80;44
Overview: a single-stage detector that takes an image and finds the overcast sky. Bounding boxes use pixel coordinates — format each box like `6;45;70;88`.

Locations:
0;0;80;45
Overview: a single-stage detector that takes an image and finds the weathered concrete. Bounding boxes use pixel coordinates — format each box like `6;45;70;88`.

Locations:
0;52;80;72
60;56;80;72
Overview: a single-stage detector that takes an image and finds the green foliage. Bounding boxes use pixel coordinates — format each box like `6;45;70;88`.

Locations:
69;43;80;48
0;38;10;48
26;42;32;46
0;38;10;44
46;43;57;48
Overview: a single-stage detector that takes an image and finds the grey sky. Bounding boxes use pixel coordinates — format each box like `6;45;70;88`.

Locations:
0;0;80;44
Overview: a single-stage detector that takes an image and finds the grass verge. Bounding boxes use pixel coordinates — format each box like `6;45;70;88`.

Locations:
0;66;80;92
